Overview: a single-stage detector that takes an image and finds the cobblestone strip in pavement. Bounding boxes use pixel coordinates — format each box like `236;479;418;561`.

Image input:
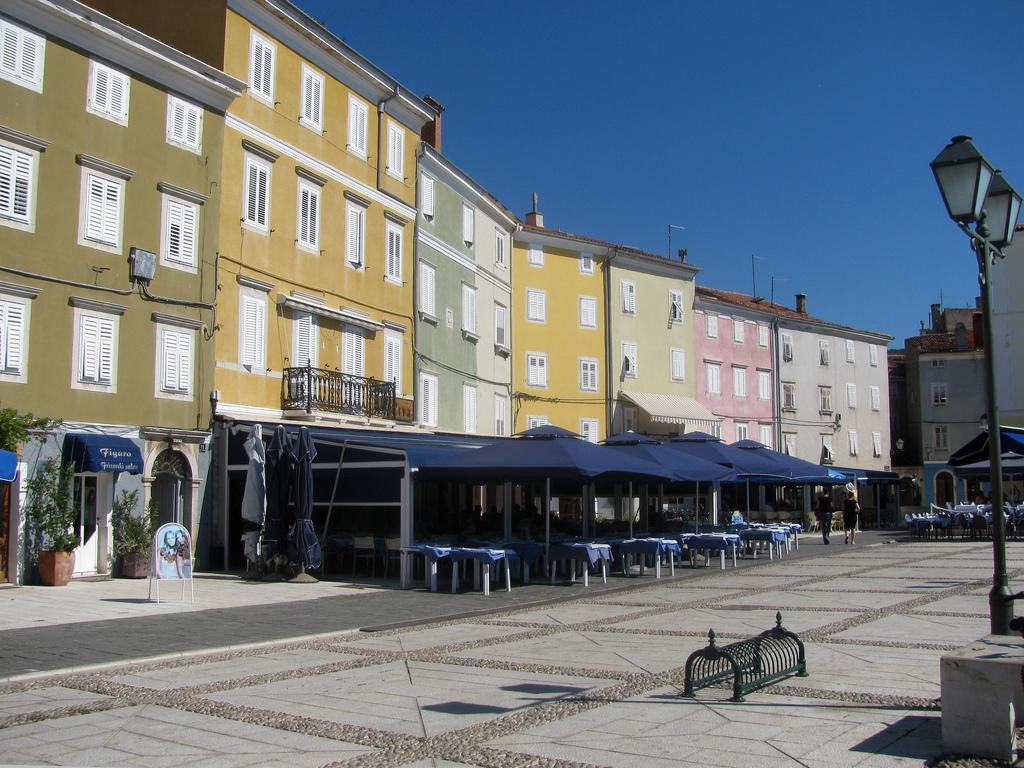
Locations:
1;541;1014;768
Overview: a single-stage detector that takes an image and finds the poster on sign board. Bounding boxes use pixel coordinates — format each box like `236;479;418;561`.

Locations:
152;523;192;580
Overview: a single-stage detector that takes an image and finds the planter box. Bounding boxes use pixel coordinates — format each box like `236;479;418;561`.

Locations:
38;550;75;586
119;551;150;579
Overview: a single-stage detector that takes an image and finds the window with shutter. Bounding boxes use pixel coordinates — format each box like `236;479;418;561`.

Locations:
159;327;192;396
461;284;477;334
579;358;598;391
580;419;599;443
819;386;832;412
735;422;749;441
846;339;856;363
526;353;547;387
386;223;402;283
81;172;122;249
872;431;882;457
706;314;718;338
162;196;199;269
166;95;202;151
758;324;769;347
620;281;636;314
420;373;438;427
622;342;637;378
347;96;368;156
527;415;549;430
461;203;474;245
292;312;317;368
0;19;44;92
494;395;507;436
419;262;435;316
846;383;857;408
783;382;796;409
758;370;771;400
760;425;773;449
299;65;323;131
0;144;33;225
421;175;435;217
784;432;796;455
243;156;270;230
87;61;130;123
249;32;275;103
494;304;507;347
848;430;859;456
463;385;477;433
384;334;401;393
495;229;506;266
671;348;685;381
782;333;793;361
706;362;721;394
76;312;116;387
580;252;594;274
343;326;364;376
579;297;596;329
239;294;266;368
386;121;404;178
732;366;747;397
870;344;879;367
296;181;320;251
669;290;683;323
819;340;831;366
0;298;26;376
870;385;881;411
345;203;364;267
528;244;544;266
526;289;546;322
733;319;744;343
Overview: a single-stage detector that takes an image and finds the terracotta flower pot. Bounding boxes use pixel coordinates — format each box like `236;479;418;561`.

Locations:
119;551;150;579
38;550;75;586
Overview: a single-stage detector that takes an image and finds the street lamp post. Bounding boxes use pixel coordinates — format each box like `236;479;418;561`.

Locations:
930;135;1022;635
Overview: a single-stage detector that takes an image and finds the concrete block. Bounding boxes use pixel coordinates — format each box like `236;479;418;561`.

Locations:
941;633;1024;762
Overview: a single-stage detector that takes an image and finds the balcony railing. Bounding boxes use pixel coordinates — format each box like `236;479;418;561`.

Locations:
283;365;396;420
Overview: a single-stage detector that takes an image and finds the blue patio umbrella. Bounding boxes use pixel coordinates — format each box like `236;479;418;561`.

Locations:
730;440;835;483
288;426;322;581
663;432;784;476
948;426;1024;466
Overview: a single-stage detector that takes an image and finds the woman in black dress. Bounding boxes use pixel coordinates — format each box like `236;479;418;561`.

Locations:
842;490;860;544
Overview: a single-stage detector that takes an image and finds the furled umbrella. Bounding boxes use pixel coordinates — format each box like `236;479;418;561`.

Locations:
239;424;266;567
262;425;295;569
288;426;322;582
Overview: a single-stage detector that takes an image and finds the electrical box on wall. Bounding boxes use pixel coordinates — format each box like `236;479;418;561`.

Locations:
129;247;157;283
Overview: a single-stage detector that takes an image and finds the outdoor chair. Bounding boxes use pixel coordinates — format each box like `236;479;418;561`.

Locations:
352;536;377;577
968;516;989;541
383;537;401;578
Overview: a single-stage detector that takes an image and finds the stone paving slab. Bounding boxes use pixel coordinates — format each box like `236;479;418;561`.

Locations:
797;577;966;593
831;613;989;646
0;685;110;717
0;703;374;766
610;607;859;635
775;642;943;699
484;602;654;627
587;587;746;606
719;589;917;612
204;660;614;738
334;621;524;653
906;593;990;615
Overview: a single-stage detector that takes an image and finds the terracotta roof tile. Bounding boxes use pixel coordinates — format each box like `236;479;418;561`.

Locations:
520;223;681;264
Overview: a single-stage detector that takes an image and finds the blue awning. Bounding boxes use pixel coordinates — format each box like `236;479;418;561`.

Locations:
0;449;17;482
62;434;143;474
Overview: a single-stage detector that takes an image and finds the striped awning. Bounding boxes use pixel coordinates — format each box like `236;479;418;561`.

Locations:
620;391;721;430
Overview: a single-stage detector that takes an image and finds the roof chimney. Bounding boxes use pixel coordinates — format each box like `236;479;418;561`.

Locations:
929;303;942;331
420;95;444;151
525;192;544;227
795;293;807;315
677;248;687;262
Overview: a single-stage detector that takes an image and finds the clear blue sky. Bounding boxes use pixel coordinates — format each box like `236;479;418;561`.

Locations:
304;0;1023;348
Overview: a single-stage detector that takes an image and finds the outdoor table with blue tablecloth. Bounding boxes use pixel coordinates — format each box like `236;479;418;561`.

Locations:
500;540;544;584
679;532;740;569
548;542;613;586
400;544;453;591
614;538;681;578
738;528;787;560
449;547;518;595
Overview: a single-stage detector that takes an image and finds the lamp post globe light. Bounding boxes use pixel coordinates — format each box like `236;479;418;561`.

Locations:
930;135;1023;636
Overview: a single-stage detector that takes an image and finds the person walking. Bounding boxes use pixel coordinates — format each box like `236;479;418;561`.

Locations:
842;490;860;544
816;490;834;544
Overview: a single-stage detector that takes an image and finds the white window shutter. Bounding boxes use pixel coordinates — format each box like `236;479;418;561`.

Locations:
387;226;402;281
1;22;43;89
0;145;32;222
343;327;364;376
463;386;477;433
421;176;434;217
462;204;474;244
97;316;114;384
384;335;401;392
241;296;265;367
166;199;197;266
671;349;685;380
161;329;179;391
0;300;24;372
346;205;363;265
293;312;316;368
420;263;435;315
494;305;506;346
177;331;192;393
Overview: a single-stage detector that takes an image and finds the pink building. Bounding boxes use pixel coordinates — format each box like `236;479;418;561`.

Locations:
694;287;776;446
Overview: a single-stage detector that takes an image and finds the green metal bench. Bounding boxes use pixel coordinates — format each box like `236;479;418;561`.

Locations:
682;612;808;702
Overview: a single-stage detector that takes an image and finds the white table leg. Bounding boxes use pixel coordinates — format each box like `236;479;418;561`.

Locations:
482;563;490;596
601;559;607;583
731;546;737;567
505;559;511;592
719;549;725;569
669;553;675;577
655;557;661;579
583;560;589;587
451;561;459;593
570;560;577;583
429;560;438;592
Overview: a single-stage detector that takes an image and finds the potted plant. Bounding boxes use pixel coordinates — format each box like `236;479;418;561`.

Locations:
112;491;157;578
25;457;77;586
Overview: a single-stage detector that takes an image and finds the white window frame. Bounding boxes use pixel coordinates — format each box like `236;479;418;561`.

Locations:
345;201;366;268
732;365;747;398
934;424;949;450
580;419;599;443
420;372;438;427
782;382;796;410
578;296;597;329
494;303;508;348
0;292;30;383
71;307;118;393
347;95;368;158
0;140;38;232
527;415;549;430
872;431;882;458
620;280;636;314
845;339;856;363
526;289;546;323
383;333;402;395
386;119;404;180
622;341;638;378
821;434;834;463
248;30;275;105
342;325;365;377
166;94;203;153
385;220;403;284
870;385;881;411
291;310;317;369
733;318;744;343
819;385;832;413
461;283;477;336
155;323;194;400
494;228;506;267
299;64;324;132
670;348;686;382
759;425;773;449
420;174;435;218
580;252;594;274
238;288;267;370
784;432;797;456
757;370;771;401
758;324;769;347
846;382;857;409
296;179;321;253
528;243;544;266
782;332;793;361
419;262;436;318
932;382;948;405
494;395;507;436
78;167;124;254
0;19;45;93
579;357;599;392
706;313;718;339
669;289;684;324
160;193;200;272
458;202;474;246
242;154;271;232
819;339;831;366
463;384;477;434
735;422;749;441
526;352;548;387
870;344;879;367
706;361;721;395
86;60;130;125
848;429;859;457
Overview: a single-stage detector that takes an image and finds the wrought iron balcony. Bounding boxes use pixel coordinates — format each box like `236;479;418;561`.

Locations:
283;365;396;420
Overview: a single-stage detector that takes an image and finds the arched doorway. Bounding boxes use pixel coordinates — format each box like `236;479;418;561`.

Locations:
151;449;191;529
934;471;955;508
